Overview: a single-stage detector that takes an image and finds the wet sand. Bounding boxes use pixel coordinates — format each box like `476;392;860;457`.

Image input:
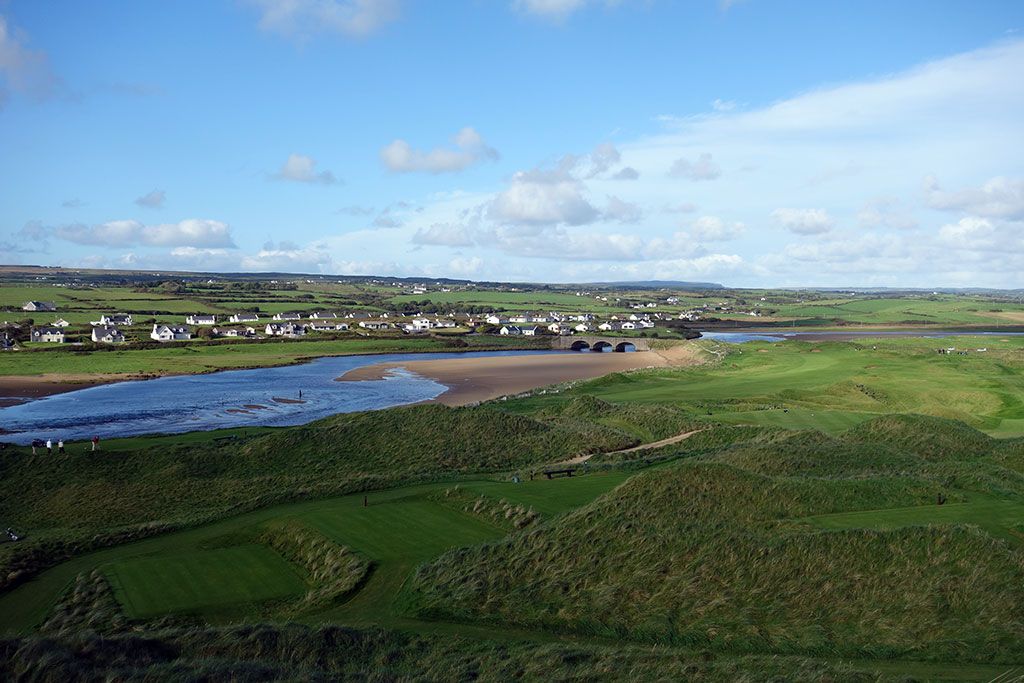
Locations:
0;373;140;407
336;346;702;406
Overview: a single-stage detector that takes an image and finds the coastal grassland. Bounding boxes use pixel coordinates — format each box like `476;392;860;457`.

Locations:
406;417;1024;663
507;336;1024;436
0;399;691;597
0;471;632;634
0;333;548;376
8;622;987;682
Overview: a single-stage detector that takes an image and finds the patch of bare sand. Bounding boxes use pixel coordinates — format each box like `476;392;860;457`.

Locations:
336;345;703;406
0;373;145;407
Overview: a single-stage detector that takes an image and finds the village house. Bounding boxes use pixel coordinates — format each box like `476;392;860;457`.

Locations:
308;322;349;332
229;313;260;323
23;301;57;312
100;314;133;326
212;326;257;338
620;321;637;330
574;322;591;333
30;326;65;343
499;325;523;336
598;322;622;332
358;320;390;330
151;324;192;342
186;314;216;325
52;318;70;327
521;326;539;336
508;314;530;324
433;319;457;328
91;326;125;343
410;318;434;331
484;314;504;325
272;312;302;321
265;322;306;337
547;322;567;333
310;311;338;319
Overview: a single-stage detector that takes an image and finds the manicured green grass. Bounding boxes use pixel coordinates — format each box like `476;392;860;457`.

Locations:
0;472;631;633
803;492;1024;545
511;338;1024;436
104;544;306;618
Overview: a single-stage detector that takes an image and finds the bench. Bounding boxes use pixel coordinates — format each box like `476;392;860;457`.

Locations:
543;468;576;479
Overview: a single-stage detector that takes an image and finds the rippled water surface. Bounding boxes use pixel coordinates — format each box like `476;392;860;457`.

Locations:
0;350;559;445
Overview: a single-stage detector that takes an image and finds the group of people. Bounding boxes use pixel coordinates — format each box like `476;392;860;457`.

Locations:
30;435;100;454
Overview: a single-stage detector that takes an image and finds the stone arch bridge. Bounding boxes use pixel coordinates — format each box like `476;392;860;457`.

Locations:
553;336;651;352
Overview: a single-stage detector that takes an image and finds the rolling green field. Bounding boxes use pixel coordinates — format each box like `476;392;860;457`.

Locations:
510;335;1024;437
3;312;1024;678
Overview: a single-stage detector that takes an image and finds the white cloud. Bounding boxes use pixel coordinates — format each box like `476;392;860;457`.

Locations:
925;175;1024;220
583;142;621;178
412;223;475;247
55;219;236;248
336;205;375;216
611;166;640;180
275;153;339;185
240;241;335;272
246;0;400;40
512;0;588;21
690;215;744;241
857;197;917;230
772;208;834;235
711;98;736;112
668;153;721;181
381;127;498;173
0;14;60;106
604;195;642;224
488;162;601;226
134;189;165;208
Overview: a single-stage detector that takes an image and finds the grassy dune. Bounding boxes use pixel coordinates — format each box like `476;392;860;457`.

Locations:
407;417;1024;662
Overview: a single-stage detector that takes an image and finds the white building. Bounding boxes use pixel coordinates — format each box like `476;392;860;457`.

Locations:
309;322;349;332
358;320;390;330
100;314;133;326
229;313;259;323
213;326;257;338
91;326;125;343
310;312;339;319
265;322;306;337
499;325;522;335
186;314;216;325
485;315;504;325
272;312;302;321
23;301;56;312
30;327;65;343
52;318;71;327
151;324;192;342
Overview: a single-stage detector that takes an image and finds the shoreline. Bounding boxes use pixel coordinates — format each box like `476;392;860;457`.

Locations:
0;374;152;407
0;342;547;407
336;345;703;406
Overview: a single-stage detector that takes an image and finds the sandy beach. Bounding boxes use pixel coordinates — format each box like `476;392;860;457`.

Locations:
0;373;143;407
336;345;703;406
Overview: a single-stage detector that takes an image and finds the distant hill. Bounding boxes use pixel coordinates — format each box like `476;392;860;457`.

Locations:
580;280;725;289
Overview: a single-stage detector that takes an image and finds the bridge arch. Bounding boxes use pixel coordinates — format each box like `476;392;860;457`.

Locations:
615;341;636;353
569;340;590;351
591;340;613;353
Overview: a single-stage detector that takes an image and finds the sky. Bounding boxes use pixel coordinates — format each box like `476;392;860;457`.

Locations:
1;0;1022;288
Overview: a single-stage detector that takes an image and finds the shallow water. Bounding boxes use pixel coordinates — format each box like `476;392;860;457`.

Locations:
0;350;559;445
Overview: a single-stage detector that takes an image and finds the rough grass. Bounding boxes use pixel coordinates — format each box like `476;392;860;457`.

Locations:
0;400;691;592
259;520;371;612
0;622;914;682
407;455;1024;662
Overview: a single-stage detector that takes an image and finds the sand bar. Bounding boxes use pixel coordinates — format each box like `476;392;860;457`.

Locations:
336;345;702;406
0;373;142;407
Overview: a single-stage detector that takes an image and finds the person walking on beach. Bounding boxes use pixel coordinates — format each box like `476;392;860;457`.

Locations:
57;439;65;454
91;435;100;452
45;439;52;455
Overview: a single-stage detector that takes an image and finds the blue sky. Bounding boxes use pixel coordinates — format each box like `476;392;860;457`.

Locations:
1;0;1022;287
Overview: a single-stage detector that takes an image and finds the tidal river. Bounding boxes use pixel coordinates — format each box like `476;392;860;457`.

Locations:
0;350;560;445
